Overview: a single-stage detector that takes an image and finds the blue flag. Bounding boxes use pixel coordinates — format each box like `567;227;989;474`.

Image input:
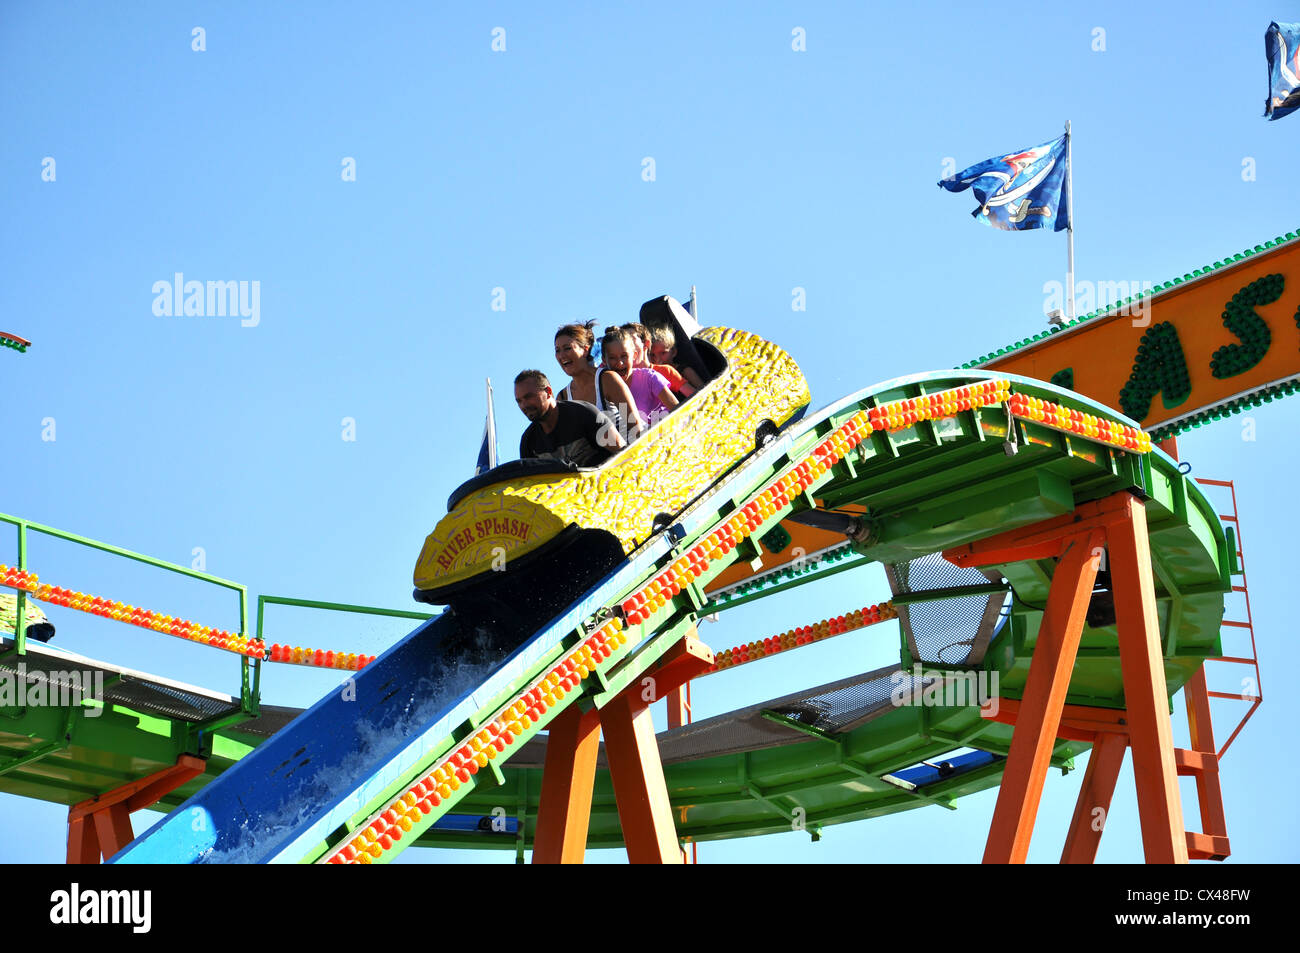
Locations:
939;134;1070;232
1266;21;1300;120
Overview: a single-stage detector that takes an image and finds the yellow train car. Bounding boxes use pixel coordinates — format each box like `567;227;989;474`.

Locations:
413;297;809;626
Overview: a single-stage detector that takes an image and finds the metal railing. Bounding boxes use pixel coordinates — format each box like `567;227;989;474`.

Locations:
0;511;254;719
1;513;443;731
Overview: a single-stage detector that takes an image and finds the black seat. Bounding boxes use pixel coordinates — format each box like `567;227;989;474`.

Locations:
638;295;716;384
447;458;578;511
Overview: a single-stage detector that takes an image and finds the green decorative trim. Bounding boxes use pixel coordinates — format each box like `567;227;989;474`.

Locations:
960;230;1300;369
1148;376;1300;442
759;524;792;555
705;543;866;612
1049;367;1074;390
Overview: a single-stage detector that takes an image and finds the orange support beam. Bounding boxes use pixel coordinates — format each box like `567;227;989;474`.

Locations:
602;635;712;864
1108;492;1188;863
955;489;1196;864
92;804;135;860
1181;665;1230;860
1060;732;1128;863
533;705;602;864
531;634;712;864
665;625;697;730
666;684;690;730
985;697;1132;743
66;815;98;866
67;754;206;863
644;634;713;703
947;494;1139;568
602;688;683;864
980;527;1104;863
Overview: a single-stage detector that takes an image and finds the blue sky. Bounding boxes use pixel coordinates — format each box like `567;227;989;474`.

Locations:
2;1;1297;863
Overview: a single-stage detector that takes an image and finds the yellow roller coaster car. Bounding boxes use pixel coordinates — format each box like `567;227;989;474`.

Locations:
413;300;809;613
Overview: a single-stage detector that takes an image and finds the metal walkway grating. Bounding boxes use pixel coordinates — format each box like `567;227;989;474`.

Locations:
886;553;1008;666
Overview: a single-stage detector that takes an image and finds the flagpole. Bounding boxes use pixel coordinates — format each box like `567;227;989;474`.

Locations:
485;377;497;470
1065;120;1075;323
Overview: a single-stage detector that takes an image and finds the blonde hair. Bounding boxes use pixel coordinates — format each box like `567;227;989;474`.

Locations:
649;324;676;348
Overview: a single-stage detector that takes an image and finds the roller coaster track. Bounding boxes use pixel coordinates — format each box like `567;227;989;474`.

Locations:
72;368;1230;863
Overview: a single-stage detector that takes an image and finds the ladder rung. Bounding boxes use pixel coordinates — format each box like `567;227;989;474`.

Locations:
1186;831;1231;861
1207;691;1260;701
1221;620;1252;629
1232;586;1247;592
1210;655;1256;664
1218;514;1238;522
1174;748;1216;774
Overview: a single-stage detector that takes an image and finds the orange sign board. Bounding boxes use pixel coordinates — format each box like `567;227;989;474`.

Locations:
981;235;1300;434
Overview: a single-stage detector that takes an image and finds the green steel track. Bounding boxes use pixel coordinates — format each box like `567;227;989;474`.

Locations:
0;369;1232;858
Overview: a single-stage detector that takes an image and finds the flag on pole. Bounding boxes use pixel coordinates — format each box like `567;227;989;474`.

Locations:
1265;21;1300;120
938;134;1071;232
474;378;498;475
677;287;702;338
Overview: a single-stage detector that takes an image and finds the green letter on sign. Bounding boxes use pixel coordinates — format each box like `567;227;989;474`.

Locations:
1119;323;1191;422
1211;273;1281;379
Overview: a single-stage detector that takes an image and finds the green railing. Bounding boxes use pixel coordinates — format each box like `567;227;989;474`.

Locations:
254;595;433;682
0;511;254;722
0;512;443;732
255;595;433;634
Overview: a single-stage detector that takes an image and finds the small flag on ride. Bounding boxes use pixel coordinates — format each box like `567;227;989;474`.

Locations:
475;378;497;475
678;289;702;337
1265;21;1300;120
938;134;1070;232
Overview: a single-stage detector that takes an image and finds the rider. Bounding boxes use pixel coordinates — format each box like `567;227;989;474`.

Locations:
601;327;678;430
553;320;641;443
515;369;624;467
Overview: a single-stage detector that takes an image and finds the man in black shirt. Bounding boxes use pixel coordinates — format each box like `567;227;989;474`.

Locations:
515;369;624;467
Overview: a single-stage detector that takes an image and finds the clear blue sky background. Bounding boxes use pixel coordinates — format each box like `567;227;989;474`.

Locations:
2;1;1296;863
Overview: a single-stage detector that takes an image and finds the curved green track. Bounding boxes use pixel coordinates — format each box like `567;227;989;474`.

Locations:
0;369;1231;859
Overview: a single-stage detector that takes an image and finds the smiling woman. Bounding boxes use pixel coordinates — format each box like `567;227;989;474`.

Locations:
552;321;638;442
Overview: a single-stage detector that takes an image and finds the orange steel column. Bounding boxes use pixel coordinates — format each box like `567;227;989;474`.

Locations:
1060;731;1128;863
983;528;1104;863
1108;492;1188;863
602;688;683;864
665;624;697;731
66;815;99;865
665;679;691;862
92;804;135;859
1182;665;1229;857
533;705;603;864
665;683;691;730
67;754;205;863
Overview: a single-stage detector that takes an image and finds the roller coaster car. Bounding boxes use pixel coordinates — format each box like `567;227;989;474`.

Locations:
412;296;810;633
0;593;54;642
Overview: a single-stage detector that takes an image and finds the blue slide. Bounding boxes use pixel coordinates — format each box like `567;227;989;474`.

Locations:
109;541;674;864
